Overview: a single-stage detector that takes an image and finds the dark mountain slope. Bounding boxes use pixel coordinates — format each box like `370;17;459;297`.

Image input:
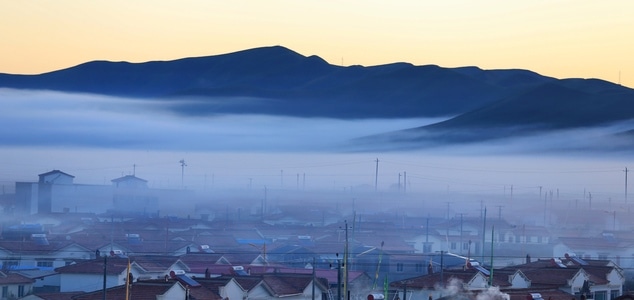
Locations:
4;45;634;151
361;80;634;146
0;46;335;97
425;81;634;130
0;45;573;119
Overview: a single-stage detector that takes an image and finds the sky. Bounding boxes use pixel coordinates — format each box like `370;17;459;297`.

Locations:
1;1;634;88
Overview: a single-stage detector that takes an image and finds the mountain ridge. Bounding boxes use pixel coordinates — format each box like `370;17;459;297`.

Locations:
2;45;634;149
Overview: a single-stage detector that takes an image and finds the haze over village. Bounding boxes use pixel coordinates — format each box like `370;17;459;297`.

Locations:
2;1;634;300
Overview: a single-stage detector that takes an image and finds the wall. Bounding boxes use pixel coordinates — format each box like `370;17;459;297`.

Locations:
59;273;121;292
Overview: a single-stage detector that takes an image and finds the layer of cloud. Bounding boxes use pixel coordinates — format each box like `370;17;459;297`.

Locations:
0;88;438;151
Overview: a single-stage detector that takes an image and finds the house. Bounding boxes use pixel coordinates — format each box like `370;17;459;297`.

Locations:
0;238;93;270
553;233;634;270
0;271;35;299
389;255;625;300
501;256;625;300
246;274;330;300
54;257;130;292
13;268;59;294
390;268;512;300
54;255;190;292
18;292;83;300
249;267;372;300
70;280;187;300
190;276;245;300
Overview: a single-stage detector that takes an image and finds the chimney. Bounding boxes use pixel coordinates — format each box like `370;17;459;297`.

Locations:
526;254;531;264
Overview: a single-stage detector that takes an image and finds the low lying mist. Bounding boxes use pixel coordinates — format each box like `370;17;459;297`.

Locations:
1;88;632;222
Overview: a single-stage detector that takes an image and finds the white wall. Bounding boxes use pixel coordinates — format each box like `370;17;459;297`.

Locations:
0;283;33;299
59;273;121;292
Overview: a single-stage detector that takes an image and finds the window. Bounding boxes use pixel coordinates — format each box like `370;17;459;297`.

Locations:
537;236;543;243
450;242;456;250
2;260;19;269
611;290;620;300
498;233;504;242
2;286;8;298
396;263;404;272
594;291;607;300
462;242;469;250
37;261;54;268
423;243;432;253
18;285;25;297
415;263;423;273
515;236;520;243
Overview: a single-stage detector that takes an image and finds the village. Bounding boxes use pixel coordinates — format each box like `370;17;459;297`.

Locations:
0;170;633;300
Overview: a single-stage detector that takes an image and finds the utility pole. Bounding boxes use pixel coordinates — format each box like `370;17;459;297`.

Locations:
440;250;444;289
459;213;464;255
337;253;342;300
375;158;379;191
625;167;629;204
262;186;267;221
403;171;407;192
540;191;548;226
312;257;316;300
589;192;592;210
343;220;350;300
481;207;486;263
446;202;451;220
489;225;494;287
102;254;107;300
179;159;187;189
425;216;429;252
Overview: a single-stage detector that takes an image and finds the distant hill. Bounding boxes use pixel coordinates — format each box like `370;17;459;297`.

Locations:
0;45;558;118
359;80;634;149
2;45;634;148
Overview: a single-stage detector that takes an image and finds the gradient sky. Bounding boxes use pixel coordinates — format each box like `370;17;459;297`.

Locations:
2;1;633;87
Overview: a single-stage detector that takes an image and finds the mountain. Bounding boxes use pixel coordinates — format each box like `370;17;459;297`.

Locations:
358;79;634;150
1;45;557;118
2;45;634;148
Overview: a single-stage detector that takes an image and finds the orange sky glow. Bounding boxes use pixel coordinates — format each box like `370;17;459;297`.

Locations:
1;1;633;87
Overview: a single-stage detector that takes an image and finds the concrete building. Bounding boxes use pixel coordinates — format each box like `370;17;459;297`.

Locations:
14;170;189;216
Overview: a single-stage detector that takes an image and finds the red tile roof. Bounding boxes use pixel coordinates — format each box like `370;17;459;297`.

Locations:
71;281;182;300
0;271;35;285
55;257;129;275
260;274;325;296
30;292;83;300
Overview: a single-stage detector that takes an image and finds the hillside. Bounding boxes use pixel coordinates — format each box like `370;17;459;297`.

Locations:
3;45;634;148
1;45;560;118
